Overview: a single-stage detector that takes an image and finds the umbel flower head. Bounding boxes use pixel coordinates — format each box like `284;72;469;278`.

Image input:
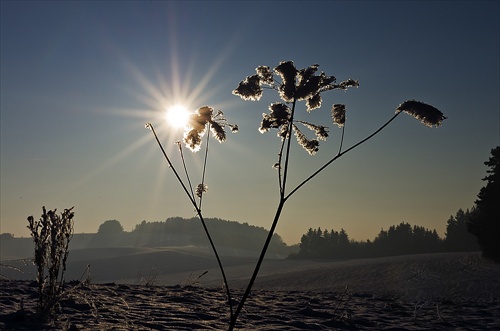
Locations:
183;106;238;152
234;60;358;155
396;100;447;128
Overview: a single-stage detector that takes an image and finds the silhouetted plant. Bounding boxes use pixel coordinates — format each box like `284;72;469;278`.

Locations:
147;60;446;330
27;206;74;316
146;106;238;319
229;60;446;330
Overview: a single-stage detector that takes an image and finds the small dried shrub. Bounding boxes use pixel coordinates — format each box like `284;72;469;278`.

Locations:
27;206;75;316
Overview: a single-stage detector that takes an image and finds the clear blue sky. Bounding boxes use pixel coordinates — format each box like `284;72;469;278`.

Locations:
1;1;498;245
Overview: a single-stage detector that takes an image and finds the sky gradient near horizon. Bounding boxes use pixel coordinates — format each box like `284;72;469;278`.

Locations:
1;1;499;245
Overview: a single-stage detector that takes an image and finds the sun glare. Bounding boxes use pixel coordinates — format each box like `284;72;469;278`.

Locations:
166;104;190;128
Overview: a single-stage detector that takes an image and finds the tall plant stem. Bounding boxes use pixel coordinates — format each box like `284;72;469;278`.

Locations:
148;124;234;320
198;123;211;210
228;198;287;331
197;210;234;320
229;100;297;330
229;111;401;330
281;100;297;196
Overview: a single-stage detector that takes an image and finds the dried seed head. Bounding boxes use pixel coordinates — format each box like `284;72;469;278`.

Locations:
232;75;263;101
256;65;274;85
275;61;298;102
332;104;346;128
396;100;446;127
297;121;329;141
293;124;319;155
306;93;322;111
196;184;208;198
183;128;204;152
210;121;226;143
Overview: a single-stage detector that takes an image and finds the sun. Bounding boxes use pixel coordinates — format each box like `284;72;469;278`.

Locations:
166;104;191;128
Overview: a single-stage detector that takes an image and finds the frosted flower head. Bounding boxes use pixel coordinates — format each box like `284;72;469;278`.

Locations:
232;74;263;101
233;61;360;155
274;61;298;102
256;65;274;86
298;64;319;86
210;121;226;143
196;183;208;198
306;93;322;111
259;103;291;134
297;121;329;141
332;104;346;128
337;79;359;90
293;124;319;155
182;106;238;151
396;100;446;127
183;128;205;152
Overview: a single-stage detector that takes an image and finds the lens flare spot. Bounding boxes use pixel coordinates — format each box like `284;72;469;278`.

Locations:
166;104;190;128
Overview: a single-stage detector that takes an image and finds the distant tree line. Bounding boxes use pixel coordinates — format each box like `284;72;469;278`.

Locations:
290;209;479;260
132;217;288;254
87;217;289;255
291;146;499;261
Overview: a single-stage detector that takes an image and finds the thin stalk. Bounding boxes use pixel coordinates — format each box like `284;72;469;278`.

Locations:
148;124;234;320
229;99;297;330
198;123;211;210
285;112;401;200
281;99;297;196
277;132;287;193
149;124;197;207
177;142;196;201
196;212;234;320
338;124;345;155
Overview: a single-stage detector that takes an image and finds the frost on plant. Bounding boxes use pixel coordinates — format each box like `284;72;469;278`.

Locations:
234;61;359;155
332;104;346;128
196;183;208;198
183;106;238;152
396;100;447;127
229;60;446;330
27;206;74;316
146;103;238;320
292;124;320;155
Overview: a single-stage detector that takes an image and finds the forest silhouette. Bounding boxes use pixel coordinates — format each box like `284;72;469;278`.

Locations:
1;209;479;262
290;209;479;260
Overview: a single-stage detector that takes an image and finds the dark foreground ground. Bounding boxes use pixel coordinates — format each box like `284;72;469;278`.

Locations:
1;252;499;330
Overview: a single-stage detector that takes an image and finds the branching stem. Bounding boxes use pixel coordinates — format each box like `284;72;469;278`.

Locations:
286;112;401;200
148;124;234;320
229;111;401;330
229;99;297;330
